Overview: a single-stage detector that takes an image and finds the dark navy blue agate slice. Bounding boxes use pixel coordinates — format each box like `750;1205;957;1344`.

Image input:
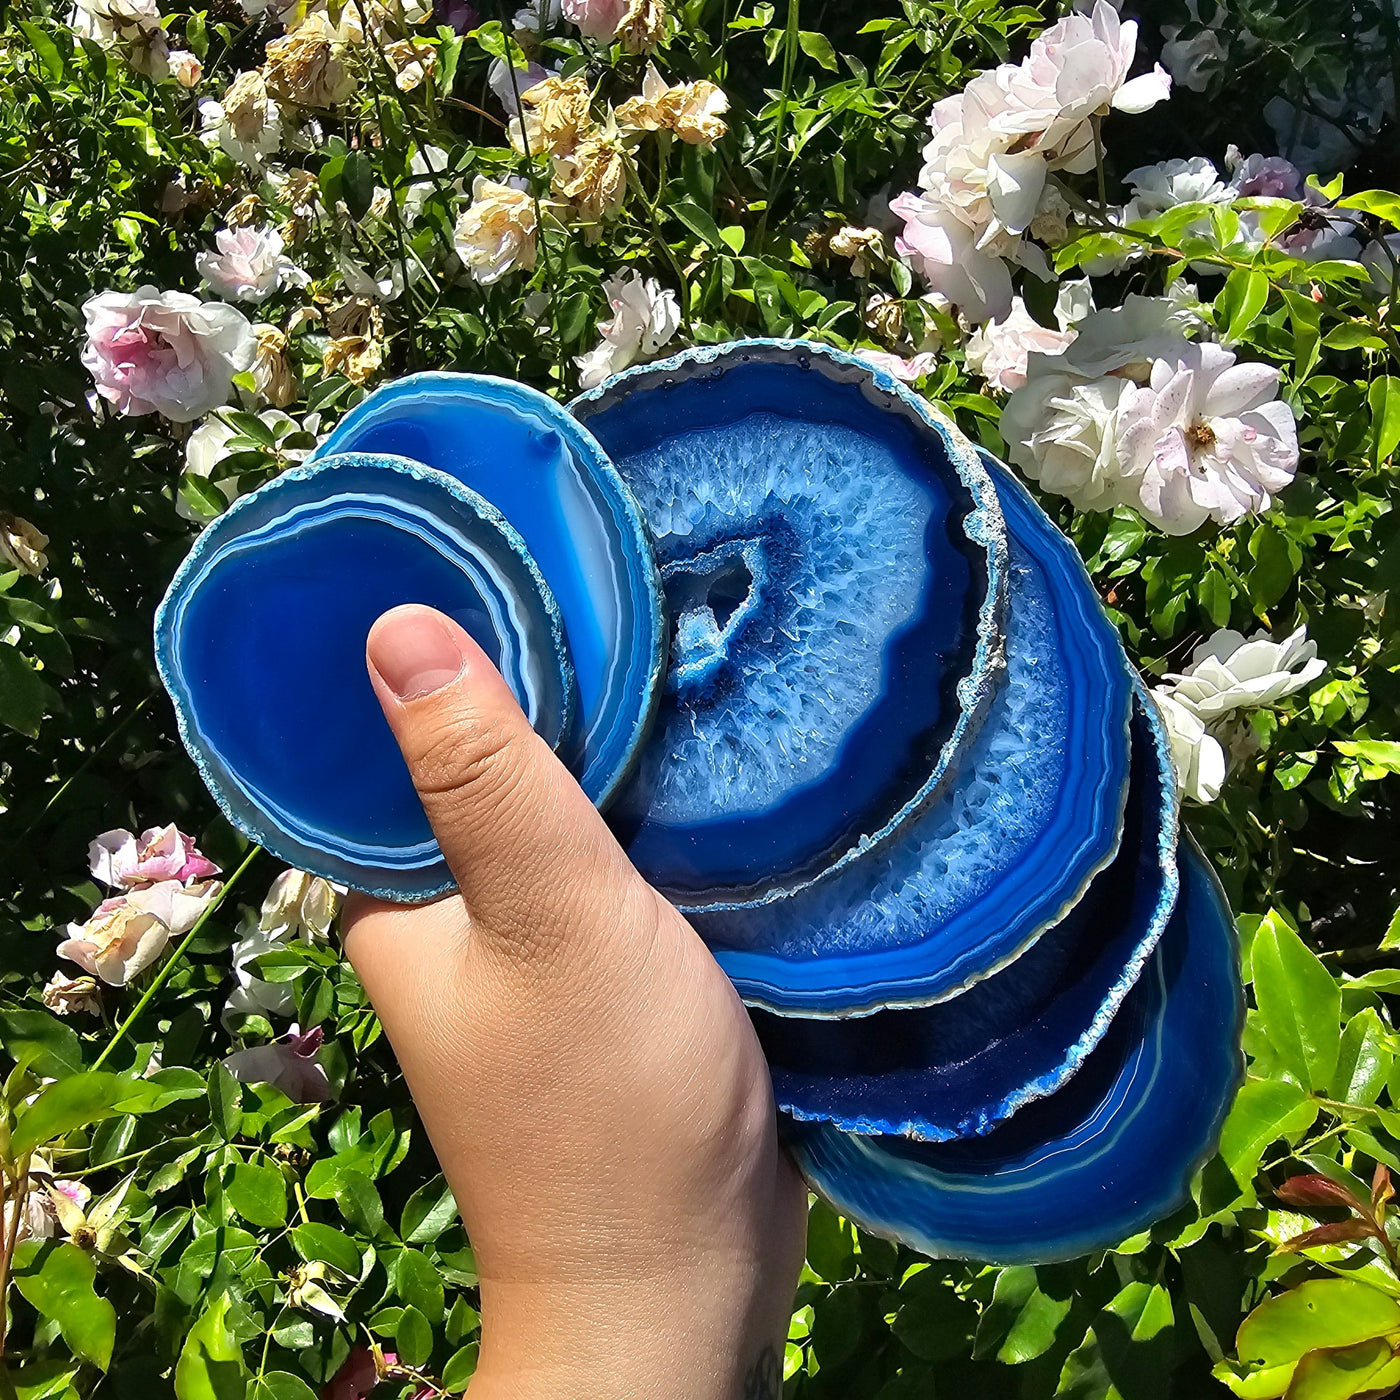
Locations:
155;454;574;900
754;685;1178;1140
687;446;1133;1014
572;341;1007;912
784;839;1242;1264
314;373;665;809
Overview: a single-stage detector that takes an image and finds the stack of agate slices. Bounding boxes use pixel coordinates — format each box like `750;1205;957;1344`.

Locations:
155;339;1243;1264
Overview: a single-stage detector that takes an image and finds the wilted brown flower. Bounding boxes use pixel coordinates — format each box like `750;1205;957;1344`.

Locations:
226;193;264;228
828;224;886;277
617;63;727;147
0;513;48;576
554;128;631;234
384;38;435;91
616;0;665;52
325;296;382;340
223;69;278;144
863;292;905;345
512;74;593;160
42;972;101;1017
322;335;383;384
252;324;299;407
265;14;355;108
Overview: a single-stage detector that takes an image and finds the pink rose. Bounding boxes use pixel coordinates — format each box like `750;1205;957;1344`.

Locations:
81;286;257;422
223;1025;332;1104
561;0;627;37
89;824;220;889
57;878;223;985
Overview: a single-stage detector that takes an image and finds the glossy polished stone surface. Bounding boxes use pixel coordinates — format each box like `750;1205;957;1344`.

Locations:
314;372;665;808
689;450;1134;1014
573;341;1007;912
782;840;1243;1264
754;688;1179;1140
155;454;574;899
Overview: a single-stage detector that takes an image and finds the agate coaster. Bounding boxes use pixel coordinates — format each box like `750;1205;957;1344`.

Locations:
782;839;1243;1265
155;453;574;900
313;373;666;809
572;341;1008;913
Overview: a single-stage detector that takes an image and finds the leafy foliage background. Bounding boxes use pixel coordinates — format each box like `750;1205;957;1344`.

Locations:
1;0;1399;1396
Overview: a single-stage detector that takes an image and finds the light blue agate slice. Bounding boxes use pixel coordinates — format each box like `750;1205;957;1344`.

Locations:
154;454;575;900
572;340;1007;913
755;686;1179;1140
314;373;665;808
784;839;1242;1264
690;449;1134;1014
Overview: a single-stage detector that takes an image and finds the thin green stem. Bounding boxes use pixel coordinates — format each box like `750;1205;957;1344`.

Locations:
93;846;261;1071
757;0;799;245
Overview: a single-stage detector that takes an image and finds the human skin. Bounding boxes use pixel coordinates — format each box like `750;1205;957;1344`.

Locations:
343;604;808;1400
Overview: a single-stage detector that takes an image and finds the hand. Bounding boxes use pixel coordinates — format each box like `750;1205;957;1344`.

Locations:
342;605;807;1400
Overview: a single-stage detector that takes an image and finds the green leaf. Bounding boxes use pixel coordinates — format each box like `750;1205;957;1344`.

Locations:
226;1162;288;1229
251;1374;319;1400
13;1072;182;1156
441;1344;479;1392
1217;267;1269;345
175;1294;247;1400
974;1265;1072;1364
891;1269;976;1361
1056;1282;1175;1400
290;1223;363;1278
18;22;65;81
395;1305;433;1367
0;645;50;738
1287;1337;1400;1400
1219;1078;1319;1186
1334;741;1400;772
12;1243;116;1370
1338;189;1400;224
0;1011;84;1078
1367;376;1400;467
4;1359;81;1400
341;152;376;221
672;199;723;250
223;412;277;450
1236;1280;1400;1371
797;29;838;69
400;1175;458;1243
391;1249;444;1325
805;1199;856;1281
1331;1009;1391;1105
1251;914;1341;1091
209;1062;244;1142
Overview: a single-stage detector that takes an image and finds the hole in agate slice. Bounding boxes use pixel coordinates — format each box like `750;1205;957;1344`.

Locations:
155;454;575;900
313;373;665;809
782;840;1243;1265
572;342;1007;912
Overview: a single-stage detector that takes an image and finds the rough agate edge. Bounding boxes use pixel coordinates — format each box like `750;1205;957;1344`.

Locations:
783;838;1243;1264
690;449;1133;1015
155;453;574;900
572;339;1008;912
314;372;666;809
755;684;1180;1140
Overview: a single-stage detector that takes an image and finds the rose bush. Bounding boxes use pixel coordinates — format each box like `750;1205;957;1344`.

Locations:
0;0;1398;1395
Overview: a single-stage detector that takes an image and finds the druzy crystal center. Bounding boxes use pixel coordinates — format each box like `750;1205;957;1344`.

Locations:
662;537;764;691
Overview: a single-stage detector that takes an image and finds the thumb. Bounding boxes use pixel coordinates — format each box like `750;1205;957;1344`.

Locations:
362;603;647;960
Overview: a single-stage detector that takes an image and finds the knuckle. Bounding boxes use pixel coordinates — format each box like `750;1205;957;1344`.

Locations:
408;707;532;816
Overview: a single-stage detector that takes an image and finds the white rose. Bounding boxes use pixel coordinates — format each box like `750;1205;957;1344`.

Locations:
198;226;309;304
1151;688;1226;803
453;176;538;285
1001;371;1133;513
1161;626;1326;720
574;272;681;389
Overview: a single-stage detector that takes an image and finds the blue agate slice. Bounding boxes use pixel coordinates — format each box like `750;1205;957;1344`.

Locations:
314;373;665;808
572;341;1007;912
783;839;1243;1264
155;454;574;900
754;686;1179;1140
687;449;1133;1014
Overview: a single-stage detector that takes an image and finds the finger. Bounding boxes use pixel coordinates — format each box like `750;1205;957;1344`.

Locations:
363;603;653;966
